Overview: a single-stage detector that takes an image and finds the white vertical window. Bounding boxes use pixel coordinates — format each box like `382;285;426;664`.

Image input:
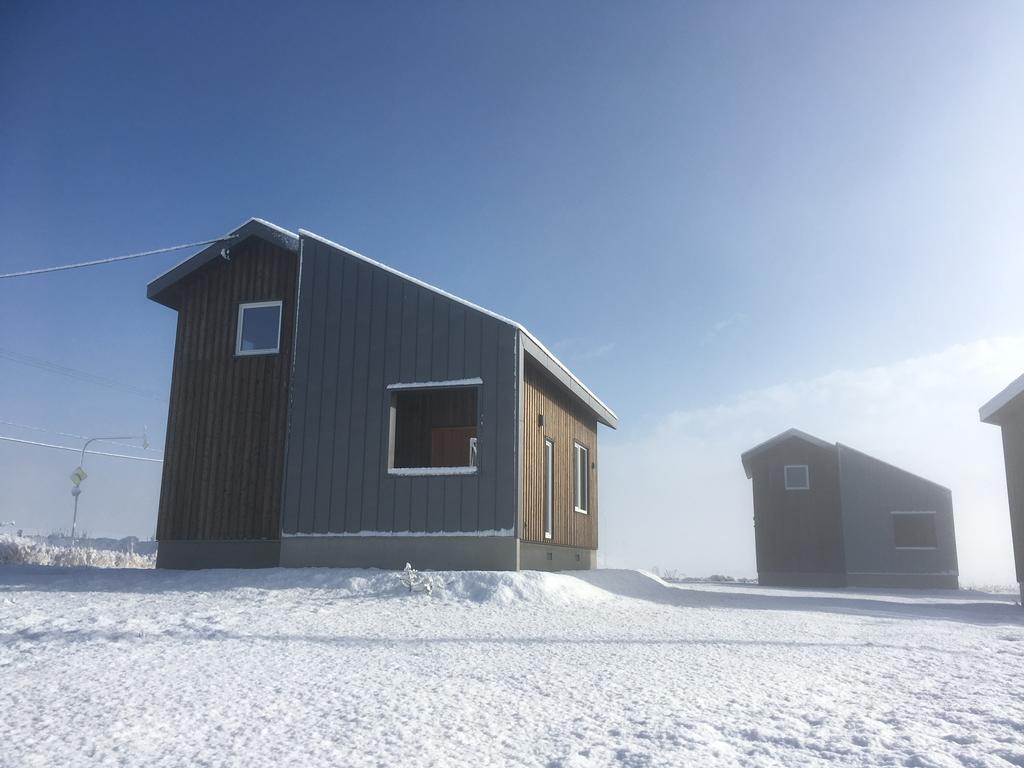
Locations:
573;442;589;514
544;438;554;539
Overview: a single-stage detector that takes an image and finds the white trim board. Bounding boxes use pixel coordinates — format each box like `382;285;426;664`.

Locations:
386;378;483;391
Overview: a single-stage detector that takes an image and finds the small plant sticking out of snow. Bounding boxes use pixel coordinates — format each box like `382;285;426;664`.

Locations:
398;562;434;594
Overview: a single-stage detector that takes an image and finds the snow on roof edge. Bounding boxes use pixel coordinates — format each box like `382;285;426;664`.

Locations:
147;217;299;290
979;371;1024;424
298;228;618;422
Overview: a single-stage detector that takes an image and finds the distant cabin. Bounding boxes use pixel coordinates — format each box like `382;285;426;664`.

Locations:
147;218;617;570
980;374;1024;601
740;429;958;589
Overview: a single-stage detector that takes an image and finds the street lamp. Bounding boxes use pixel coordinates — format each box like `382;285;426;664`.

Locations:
70;430;148;542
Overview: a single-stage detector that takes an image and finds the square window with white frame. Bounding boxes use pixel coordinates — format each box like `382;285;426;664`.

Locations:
236;300;283;356
573;442;590;513
784;464;810;490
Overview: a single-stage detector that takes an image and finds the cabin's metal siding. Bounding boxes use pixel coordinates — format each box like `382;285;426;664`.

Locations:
281;236;518;535
837;447;958;584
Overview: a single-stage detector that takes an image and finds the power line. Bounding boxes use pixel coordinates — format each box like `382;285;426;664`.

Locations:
0;347;169;403
0;420;162;454
0;435;163;463
0;235;234;279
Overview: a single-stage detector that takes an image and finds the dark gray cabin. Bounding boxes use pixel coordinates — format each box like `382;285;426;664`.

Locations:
147;218;616;570
980;374;1024;601
741;429;958;588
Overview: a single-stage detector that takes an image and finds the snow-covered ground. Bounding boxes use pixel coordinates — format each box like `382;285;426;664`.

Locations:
1;567;1023;767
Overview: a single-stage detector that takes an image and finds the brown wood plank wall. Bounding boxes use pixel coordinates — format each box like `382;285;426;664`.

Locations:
520;357;599;549
156;238;297;540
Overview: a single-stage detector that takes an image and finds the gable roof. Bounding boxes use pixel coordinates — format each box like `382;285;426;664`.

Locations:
147;218;299;309
979;371;1024;425
740;428;950;492
740;428;833;478
147;218;617;428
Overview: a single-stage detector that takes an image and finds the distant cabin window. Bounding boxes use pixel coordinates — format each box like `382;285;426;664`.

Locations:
573;442;590;513
388;385;479;474
784;464;810;490
236;301;282;356
892;512;937;549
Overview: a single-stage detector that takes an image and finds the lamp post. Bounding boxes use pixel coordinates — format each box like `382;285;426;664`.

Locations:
70;430;148;542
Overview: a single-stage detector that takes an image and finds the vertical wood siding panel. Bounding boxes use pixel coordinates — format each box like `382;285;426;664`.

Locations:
239;249;261;538
520;360;598;549
158;312;183;538
194;276;217;537
157;238;295;541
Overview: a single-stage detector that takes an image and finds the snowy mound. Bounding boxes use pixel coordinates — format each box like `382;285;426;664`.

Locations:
0;535;155;569
211;567;615;606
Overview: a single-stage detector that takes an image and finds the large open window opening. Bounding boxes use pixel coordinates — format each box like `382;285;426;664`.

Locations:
388;384;479;474
892;512;937;549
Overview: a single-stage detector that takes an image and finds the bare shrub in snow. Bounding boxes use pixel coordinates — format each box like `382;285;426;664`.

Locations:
398;562;434;594
0;535;156;569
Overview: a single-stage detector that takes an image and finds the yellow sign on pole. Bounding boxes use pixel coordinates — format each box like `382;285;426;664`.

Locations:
70;466;87;486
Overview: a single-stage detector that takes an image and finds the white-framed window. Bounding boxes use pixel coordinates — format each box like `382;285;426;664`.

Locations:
892;511;938;549
386;383;479;476
235;300;283;356
544;438;554;539
573;442;589;514
784;464;810;490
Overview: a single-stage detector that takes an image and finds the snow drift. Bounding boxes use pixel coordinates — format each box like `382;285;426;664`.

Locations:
0;534;155;569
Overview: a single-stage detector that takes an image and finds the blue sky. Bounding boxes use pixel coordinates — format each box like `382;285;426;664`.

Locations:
1;2;1022;579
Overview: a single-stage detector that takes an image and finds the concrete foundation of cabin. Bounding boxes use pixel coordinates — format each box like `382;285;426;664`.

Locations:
757;571;848;588
845;571;959;589
156;539;282;569
758;570;960;589
157;536;598;571
518;541;597;571
279;535;520;570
